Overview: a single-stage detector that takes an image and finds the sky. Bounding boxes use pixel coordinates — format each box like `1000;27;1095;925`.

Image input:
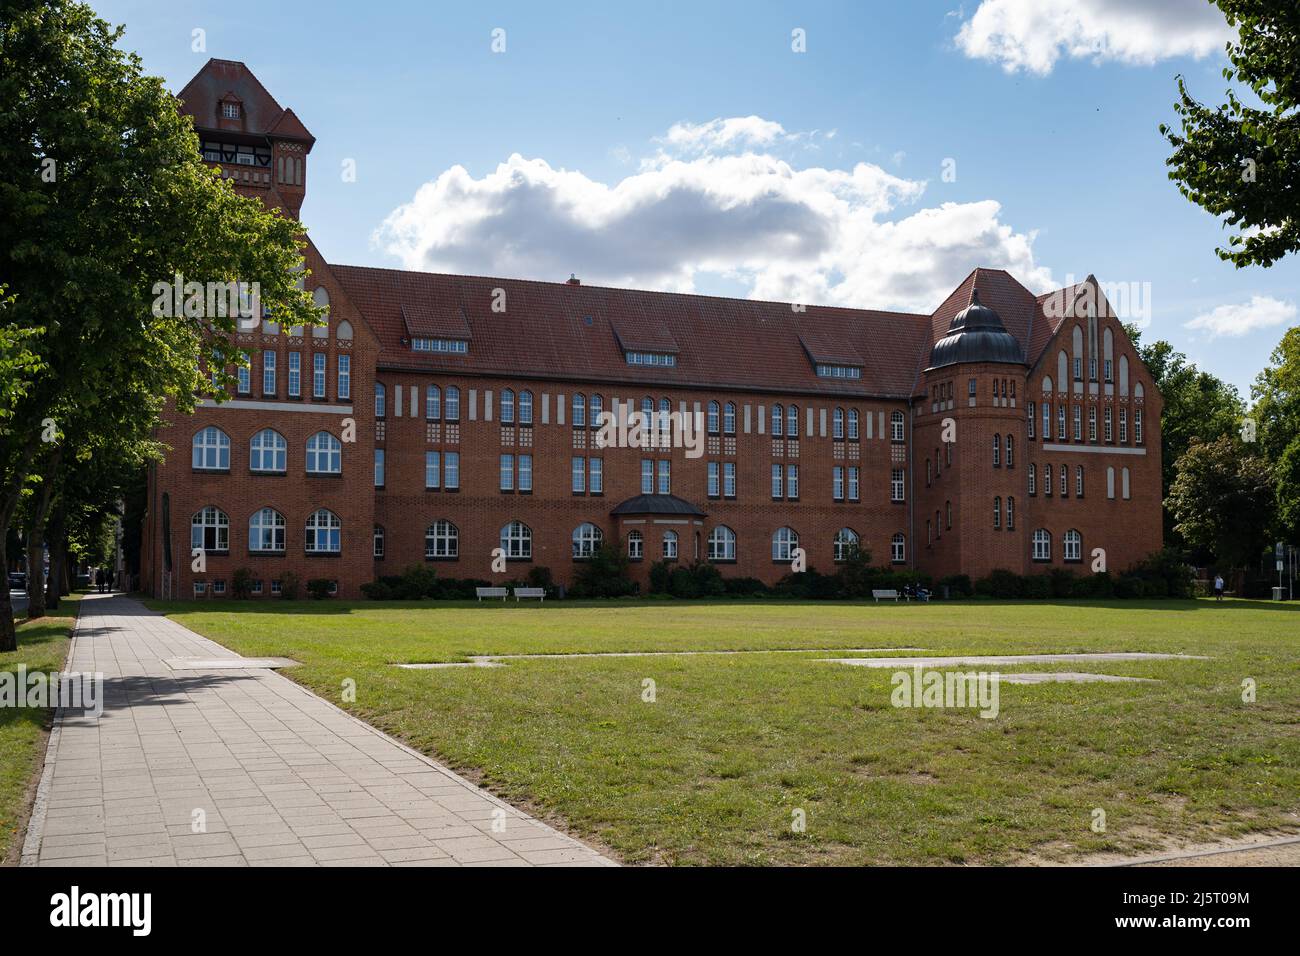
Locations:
90;0;1299;399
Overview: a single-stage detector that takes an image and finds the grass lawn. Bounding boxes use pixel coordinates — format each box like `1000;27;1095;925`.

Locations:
146;596;1300;865
0;597;78;864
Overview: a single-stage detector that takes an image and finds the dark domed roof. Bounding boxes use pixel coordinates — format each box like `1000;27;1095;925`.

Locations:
927;288;1024;370
610;494;705;517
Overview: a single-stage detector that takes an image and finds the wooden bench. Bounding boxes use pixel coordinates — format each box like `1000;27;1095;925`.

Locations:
475;587;509;601
513;587;546;602
872;589;901;602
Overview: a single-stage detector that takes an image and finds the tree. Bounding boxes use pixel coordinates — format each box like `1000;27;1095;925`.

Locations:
0;1;320;649
1161;2;1300;267
1166;436;1273;569
1251;325;1300;541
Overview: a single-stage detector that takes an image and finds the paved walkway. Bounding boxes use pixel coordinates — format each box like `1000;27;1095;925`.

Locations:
22;593;613;867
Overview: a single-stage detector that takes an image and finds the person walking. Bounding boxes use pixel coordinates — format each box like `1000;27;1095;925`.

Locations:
1213;573;1225;602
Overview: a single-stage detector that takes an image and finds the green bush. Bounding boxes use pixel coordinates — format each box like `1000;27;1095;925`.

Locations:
723;576;769;596
360;580;395;600
570;543;637;597
938;574;972;597
306;578;333;600
231;567;255;599
278;570;299;600
648;560;674;595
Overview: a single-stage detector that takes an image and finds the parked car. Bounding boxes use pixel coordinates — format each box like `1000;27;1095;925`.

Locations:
8;571;26;590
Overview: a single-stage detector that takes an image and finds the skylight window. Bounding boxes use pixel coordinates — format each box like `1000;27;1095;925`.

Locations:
816;363;861;379
626;351;676;367
412;338;468;354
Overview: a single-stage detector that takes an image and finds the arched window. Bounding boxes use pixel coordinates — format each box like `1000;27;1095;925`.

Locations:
1063;529;1082;562
772;527;799;562
1057;350;1068;388
426;385;441;420
1060;464;1069;498
572;522;603;558
1107;466;1116;499
305;509;341;553
627;530;643;560
771;404;784;436
1072;326;1084;380
425;520;458;559
662;530;679;560
1006;496;1015;530
1119;355;1130;396
336;319;353;340
707;525;736;561
848;409;859;440
1028;463;1036;495
707;401;720;434
373;524;385;558
500;521;532;560
306;431;342;474
1122;466;1131;499
519;390;534;425
311;287;330;337
833;408;845;440
500;389;515;424
374;382;386;418
641;396;654;421
787;405;799;438
589;394;603;428
834;527;859;562
1005;436;1014;467
723;402;736;435
249;508;285;553
192;427;230;470
890;533;906;564
890;410;904;442
992;434;1001;467
993;497;1001;529
191;506;229;551
571;393;586;428
249;429;286;473
1032;529;1051;561
1076;465;1084;497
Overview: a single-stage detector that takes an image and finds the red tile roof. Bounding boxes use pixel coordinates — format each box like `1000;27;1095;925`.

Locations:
177;59;315;145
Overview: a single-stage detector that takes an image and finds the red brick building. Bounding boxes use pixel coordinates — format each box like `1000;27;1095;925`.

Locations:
142;61;1163;599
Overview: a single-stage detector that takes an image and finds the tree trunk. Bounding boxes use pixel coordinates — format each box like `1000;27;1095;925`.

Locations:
24;486;54;622
0;533;13;651
45;499;67;611
0;431;43;652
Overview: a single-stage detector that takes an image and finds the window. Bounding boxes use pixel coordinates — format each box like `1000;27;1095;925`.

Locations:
1074;356;1083;381
1072;405;1082;441
411;338;468;353
425;451;440;490
445;387;460;421
192;427;230;470
1104;358;1113;383
221;101;240;119
658;398;672;435
571;393;586;428
1028;463;1036;495
589;394;603;429
1057;405;1066;440
890;533;905;564
572;522;603;559
1122;466;1131;500
771;463;783;498
848;409;859;440
375;382;386;418
815;364;862;379
772;527;799;562
847;467;859;501
627;530;643;560
723;402;736;435
500;521;531;560
641;459;654;495
1119;409;1128;444
707;525;736;562
425;520;458;559
625;351;676;367
1064;529;1082;562
1032;529;1051;561
337;354;350;399
834;528;859;562
1042;402;1051;441
707;461;720;498
194;580;206;595
288;351;301;397
890;468;904;502
1027;402;1035;438
249;508;285;552
833;409;845;440
237;354;251;394
662;530;678;560
1076;465;1084;497
373;525;385;558
787;405;799;438
946;500;952;529
445;452;459;490
520;454;535;492
1006;436;1015;467
270;579;282;595
786;464;798;500
707;401;720;435
306;432;342;474
723;462;736;498
1104;407;1112;442
771;404;784;437
969;378;977;398
519;390;533;425
191;506;229;552
305;509;341;553
313;353;326;398
426;385;441;420
569;457;583;494
657;460;671;495
993;497;1001;529
992;434;1001;467
1135;409;1143;445
1060;464;1069;498
250;580;263;595
891;410;904;442
1107;466;1116;499
502;455;516;492
834;466;845;501
1088;406;1097;442
250;429;286;473
500;389;515;424
1044;463;1052;496
262;350;276;395
1006;496;1015;530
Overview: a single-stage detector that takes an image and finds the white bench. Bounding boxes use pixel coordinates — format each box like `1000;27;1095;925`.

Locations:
872;589;901;602
476;587;509;601
513;587;546;602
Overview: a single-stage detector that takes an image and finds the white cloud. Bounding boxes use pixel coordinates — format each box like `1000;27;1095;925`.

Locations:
374;120;1055;313
955;0;1233;75
1185;295;1297;339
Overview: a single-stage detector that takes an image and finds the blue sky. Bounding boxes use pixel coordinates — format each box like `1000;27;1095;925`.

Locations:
92;0;1298;398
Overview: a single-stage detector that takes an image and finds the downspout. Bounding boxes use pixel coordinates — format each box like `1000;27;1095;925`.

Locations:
908;398;915;571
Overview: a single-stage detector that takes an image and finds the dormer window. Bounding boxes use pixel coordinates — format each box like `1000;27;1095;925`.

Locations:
412;338;468;354
221;102;240;119
625;351;676;367
815;363;861;380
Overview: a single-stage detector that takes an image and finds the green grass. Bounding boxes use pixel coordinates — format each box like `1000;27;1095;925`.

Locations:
0;598;77;863
146;596;1300;865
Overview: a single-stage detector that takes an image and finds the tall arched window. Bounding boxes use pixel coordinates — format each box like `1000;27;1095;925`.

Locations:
1060;464;1069;498
306;431;342;474
723;402;736;435
707;401;720;434
249;429;286;473
1063;529;1082;562
500;389;515;424
373;524;385;558
707;525;736;561
993;497;1001;529
1032;529;1051;561
572;522;603;558
1028;463;1036;495
192;427;230;470
771;404;784;436
519;390;533;425
1005;436;1014;467
890;410;904;442
425;520;458;559
500;521;532;559
249;508;285;553
992;434;1001;467
787;405;799;438
571;393;586;428
191;506;229;551
589;394;603;428
426;385;441;420
662;530;679;560
305;509;341;553
1006;496;1015;530
833;408;845;440
848;409;859;440
444;386;461;421
890;533;906;564
1076;465;1084;497
834;527;859;562
772;527;799;562
374;382;386;418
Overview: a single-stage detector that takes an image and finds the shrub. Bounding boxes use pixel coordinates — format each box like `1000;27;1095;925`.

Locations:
1022;574;1051;599
977;568;1024;599
231;567;255;599
306;578;333;600
525;566;554;593
278;570;299;600
1048;568;1075;598
938;574;972;598
360;580;395;600
393;563;438;600
570;543;637;598
648;560;674;595
723;576;769;596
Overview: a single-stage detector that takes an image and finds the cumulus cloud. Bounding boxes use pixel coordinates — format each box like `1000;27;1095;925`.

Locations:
1186;295;1297;339
374;119;1055;313
955;0;1233;75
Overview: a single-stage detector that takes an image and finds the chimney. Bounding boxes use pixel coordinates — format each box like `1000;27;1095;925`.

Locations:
566;273;580;285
